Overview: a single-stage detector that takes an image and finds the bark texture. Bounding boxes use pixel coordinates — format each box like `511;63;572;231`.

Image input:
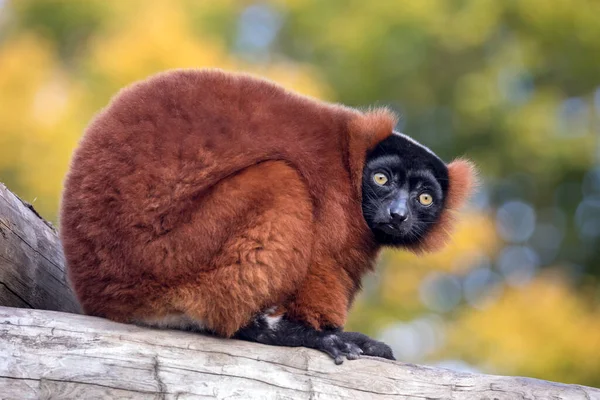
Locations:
1;184;599;399
0;183;79;313
1;306;599;400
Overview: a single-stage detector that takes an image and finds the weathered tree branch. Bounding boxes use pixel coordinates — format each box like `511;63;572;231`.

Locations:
1;306;599;400
1;184;599;399
0;183;79;313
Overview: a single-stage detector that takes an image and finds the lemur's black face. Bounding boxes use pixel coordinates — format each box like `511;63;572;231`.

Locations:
362;132;450;247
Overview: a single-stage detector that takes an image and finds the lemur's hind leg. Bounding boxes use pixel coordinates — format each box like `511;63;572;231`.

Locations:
234;311;394;364
160;161;314;337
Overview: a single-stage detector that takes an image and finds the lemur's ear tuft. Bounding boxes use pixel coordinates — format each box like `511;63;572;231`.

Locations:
446;158;479;210
347;107;398;193
409;158;479;254
349;107;398;149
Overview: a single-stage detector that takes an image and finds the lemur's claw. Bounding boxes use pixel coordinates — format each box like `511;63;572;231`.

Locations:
336;331;396;361
317;333;363;364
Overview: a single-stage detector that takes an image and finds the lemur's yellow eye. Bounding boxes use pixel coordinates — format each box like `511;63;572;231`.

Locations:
419;193;433;206
373;173;388;185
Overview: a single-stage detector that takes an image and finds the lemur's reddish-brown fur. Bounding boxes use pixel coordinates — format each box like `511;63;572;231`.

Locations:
60;69;474;336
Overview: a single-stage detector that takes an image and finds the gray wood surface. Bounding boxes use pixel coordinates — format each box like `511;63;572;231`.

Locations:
0;183;80;313
1;306;599;400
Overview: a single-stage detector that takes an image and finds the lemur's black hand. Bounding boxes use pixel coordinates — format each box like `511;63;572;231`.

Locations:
335;331;395;360
234;313;395;364
315;332;364;364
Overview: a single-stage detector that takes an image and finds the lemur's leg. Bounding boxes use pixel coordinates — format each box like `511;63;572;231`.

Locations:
234;309;394;364
142;161;314;337
280;259;396;362
234;311;361;364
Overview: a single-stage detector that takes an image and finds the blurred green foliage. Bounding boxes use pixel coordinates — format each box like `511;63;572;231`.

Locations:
0;0;598;387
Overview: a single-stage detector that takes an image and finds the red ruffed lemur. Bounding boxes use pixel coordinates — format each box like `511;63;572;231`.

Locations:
60;69;477;364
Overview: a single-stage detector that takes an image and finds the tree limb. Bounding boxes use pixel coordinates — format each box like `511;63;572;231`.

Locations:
1;306;599;400
1;184;599;399
0;183;80;313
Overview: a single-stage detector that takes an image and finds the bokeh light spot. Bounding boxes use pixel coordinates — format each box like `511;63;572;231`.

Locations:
235;4;282;59
497;245;539;287
378;315;445;362
496;200;536;243
463;266;504;309
575;196;600;240
419;272;462;313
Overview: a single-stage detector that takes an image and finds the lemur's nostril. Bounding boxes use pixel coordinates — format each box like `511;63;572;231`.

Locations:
390;209;408;223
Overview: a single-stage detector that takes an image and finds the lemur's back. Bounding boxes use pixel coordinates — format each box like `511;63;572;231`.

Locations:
59;69;380;334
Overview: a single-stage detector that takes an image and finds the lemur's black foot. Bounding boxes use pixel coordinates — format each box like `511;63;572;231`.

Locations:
233;312;395;364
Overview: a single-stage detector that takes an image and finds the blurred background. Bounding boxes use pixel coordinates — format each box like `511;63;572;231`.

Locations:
0;0;599;387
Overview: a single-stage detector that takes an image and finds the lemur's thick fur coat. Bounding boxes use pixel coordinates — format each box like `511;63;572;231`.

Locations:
61;69;475;342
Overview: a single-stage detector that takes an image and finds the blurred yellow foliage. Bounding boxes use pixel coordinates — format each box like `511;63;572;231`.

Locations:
87;1;233;91
348;211;498;326
447;271;600;385
0;34;83;218
0;0;327;221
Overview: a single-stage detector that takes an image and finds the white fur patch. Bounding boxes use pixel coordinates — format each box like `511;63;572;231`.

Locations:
138;314;206;331
393;131;437;157
264;313;282;330
263;306;277;314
